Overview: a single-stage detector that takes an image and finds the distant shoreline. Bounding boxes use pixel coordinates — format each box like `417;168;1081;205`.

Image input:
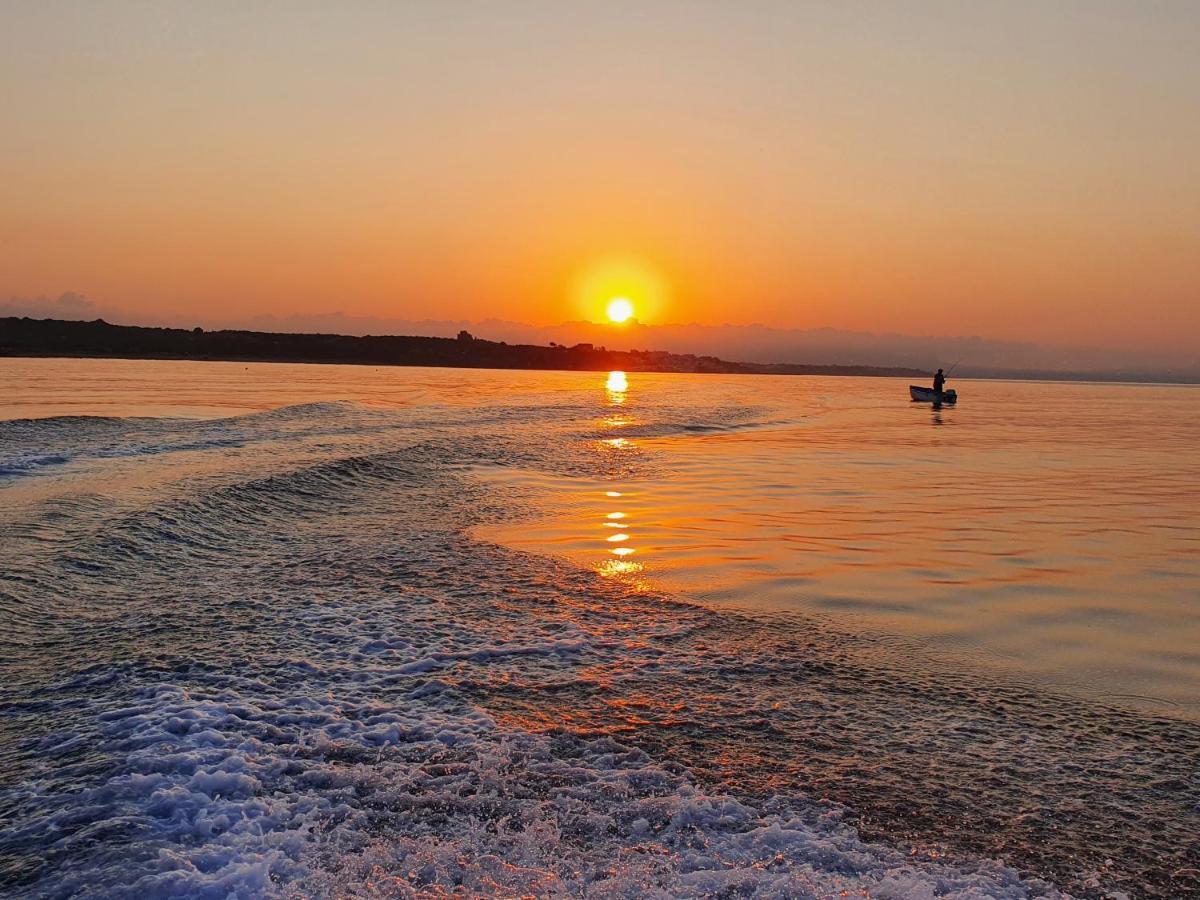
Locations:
4;317;1197;384
0;317;925;379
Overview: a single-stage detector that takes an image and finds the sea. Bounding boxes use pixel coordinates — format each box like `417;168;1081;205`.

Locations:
1;357;1197;899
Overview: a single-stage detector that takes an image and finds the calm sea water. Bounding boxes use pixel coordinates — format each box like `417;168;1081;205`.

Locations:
2;357;1198;898
478;371;1200;718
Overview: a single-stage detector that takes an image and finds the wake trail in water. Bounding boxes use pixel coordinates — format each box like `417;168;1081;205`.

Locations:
1;399;1195;898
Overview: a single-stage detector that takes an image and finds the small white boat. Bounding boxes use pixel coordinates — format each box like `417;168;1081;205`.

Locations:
910;385;957;404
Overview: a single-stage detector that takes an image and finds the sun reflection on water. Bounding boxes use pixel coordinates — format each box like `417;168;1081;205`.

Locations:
598;558;644;578
593;371;649;584
601;437;633;450
606;370;628;394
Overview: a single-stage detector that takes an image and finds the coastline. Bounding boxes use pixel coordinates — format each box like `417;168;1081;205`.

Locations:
6;317;1197;385
0;317;925;379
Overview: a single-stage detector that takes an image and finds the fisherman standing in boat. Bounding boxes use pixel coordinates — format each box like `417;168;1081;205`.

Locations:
933;368;946;395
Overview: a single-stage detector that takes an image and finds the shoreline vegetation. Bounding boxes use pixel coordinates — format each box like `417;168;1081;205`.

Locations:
1;317;924;378
3;317;1196;383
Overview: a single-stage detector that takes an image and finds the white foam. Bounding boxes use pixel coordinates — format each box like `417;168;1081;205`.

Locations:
6;649;1064;900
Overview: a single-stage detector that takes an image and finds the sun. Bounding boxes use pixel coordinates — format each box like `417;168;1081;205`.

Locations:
606;297;634;324
569;255;669;324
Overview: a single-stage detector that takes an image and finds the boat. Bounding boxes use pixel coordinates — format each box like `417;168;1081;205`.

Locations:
910;385;957;404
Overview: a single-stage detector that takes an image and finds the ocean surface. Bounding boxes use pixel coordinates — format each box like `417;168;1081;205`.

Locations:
1;357;1198;899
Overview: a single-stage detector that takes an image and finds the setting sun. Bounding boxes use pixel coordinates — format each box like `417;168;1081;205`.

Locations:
569;255;669;325
607;297;634;324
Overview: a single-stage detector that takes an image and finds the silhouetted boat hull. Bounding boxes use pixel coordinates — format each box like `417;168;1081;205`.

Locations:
910;385;957;404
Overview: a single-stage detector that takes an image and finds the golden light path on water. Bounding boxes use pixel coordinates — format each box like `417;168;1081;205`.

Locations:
595;372;648;582
475;366;1200;722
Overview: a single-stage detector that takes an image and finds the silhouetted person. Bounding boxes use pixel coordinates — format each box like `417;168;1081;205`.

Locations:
933;368;946;394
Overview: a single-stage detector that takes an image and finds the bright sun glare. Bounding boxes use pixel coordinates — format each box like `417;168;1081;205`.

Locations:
606;297;634;324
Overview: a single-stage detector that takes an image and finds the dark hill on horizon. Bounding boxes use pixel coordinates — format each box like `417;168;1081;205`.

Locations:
0;317;926;379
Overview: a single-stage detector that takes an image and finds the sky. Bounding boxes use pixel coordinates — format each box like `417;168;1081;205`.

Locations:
2;1;1199;360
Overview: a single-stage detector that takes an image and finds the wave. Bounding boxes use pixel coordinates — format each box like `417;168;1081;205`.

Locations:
3;393;1196;896
0;437;249;481
1;502;1063;897
0;453;72;477
0;413;151;429
0;402;391;482
0;674;1059;899
212;400;366;425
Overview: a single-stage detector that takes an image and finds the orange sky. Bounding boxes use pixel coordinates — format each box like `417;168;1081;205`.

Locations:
2;2;1198;353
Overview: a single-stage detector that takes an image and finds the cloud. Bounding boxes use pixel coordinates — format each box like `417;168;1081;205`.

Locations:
1;291;99;319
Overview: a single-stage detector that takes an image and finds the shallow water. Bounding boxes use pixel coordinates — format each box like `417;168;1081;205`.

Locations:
1;357;1198;898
